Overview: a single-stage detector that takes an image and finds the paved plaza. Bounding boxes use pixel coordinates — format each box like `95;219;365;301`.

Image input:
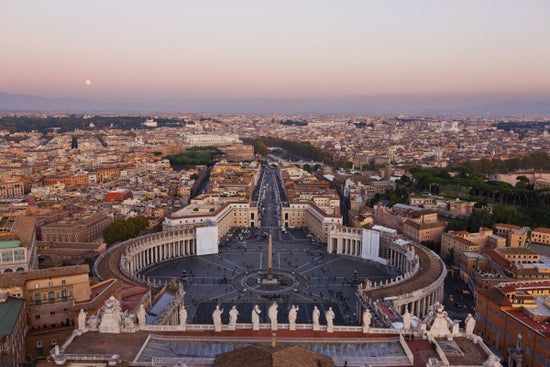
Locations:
141;228;394;325
141;166;395;326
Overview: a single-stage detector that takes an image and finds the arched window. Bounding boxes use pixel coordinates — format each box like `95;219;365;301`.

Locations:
34;293;41;305
61;289;68;301
48;290;55;303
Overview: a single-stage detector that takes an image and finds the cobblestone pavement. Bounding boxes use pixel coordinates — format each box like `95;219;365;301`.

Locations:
142;229;393;325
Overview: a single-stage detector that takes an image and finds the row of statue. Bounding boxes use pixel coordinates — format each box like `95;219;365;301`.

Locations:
78;296;475;338
212;302;372;333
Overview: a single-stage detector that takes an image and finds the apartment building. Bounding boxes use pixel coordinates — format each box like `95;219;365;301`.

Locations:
0;216;37;273
0;180;24;199
475;281;550;367
41;212;113;243
530;227;550;246
493;223;529;247
0;296;26;366
0;265;91;360
441;229;505;263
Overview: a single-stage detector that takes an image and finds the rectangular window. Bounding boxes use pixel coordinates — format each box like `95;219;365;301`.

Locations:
13;249;25;261
1;250;13;262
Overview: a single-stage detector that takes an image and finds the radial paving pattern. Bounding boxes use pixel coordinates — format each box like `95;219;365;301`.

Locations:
141;228;394;325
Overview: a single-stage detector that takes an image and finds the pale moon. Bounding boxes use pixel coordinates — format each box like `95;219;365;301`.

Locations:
84;79;92;86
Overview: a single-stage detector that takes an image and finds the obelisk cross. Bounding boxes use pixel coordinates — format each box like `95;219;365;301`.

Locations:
267;231;273;280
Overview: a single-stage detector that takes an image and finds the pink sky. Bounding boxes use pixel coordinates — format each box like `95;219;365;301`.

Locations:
1;1;549;102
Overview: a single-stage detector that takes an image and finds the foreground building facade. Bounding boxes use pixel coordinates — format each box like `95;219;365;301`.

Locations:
475;281;550;367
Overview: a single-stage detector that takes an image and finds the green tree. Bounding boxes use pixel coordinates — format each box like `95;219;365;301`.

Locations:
467;209;494;232
103;216;149;246
343;161;353;170
446;248;455;265
253;141;269;156
421;240;441;254
515;175;530;189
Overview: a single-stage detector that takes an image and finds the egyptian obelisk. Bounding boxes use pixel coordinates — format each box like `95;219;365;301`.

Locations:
267;231;273;280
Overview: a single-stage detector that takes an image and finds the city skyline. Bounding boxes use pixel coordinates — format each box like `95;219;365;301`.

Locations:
2;1;550;113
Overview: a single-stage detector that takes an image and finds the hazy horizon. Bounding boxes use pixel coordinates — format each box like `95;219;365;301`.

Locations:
2;90;550;116
2;1;550;113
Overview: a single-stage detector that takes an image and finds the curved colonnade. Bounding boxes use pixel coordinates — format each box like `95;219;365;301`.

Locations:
362;233;446;318
93;229;197;286
333;227;445;318
118;229;196;285
95;227;445;320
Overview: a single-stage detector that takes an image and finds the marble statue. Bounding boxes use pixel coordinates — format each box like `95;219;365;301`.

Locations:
465;313;476;335
362;309;372;333
402;307;411;330
326;307;335;333
179;305;188;330
111;296;122;325
483;354;503;367
87;315;98;331
268;302;278;331
312;306;320;331
212;305;223;332
137;303;147;328
78;309;87;331
425;303;454;338
122;312;137;332
99;296;121;333
229;305;239;330
288;305;299;331
252;304;261;331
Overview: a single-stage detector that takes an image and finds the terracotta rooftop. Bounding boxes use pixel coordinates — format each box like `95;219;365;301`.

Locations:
0;264;89;288
438;337;491;366
504;309;550;337
476;288;510;307
482;248;513;271
532;227;550;233
494;223;521;230
11;215;36;246
496;280;550;294
403;219;445;230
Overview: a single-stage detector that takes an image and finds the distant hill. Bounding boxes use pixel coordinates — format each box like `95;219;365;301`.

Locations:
0;91;96;113
458;100;550;116
1;91;549;116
